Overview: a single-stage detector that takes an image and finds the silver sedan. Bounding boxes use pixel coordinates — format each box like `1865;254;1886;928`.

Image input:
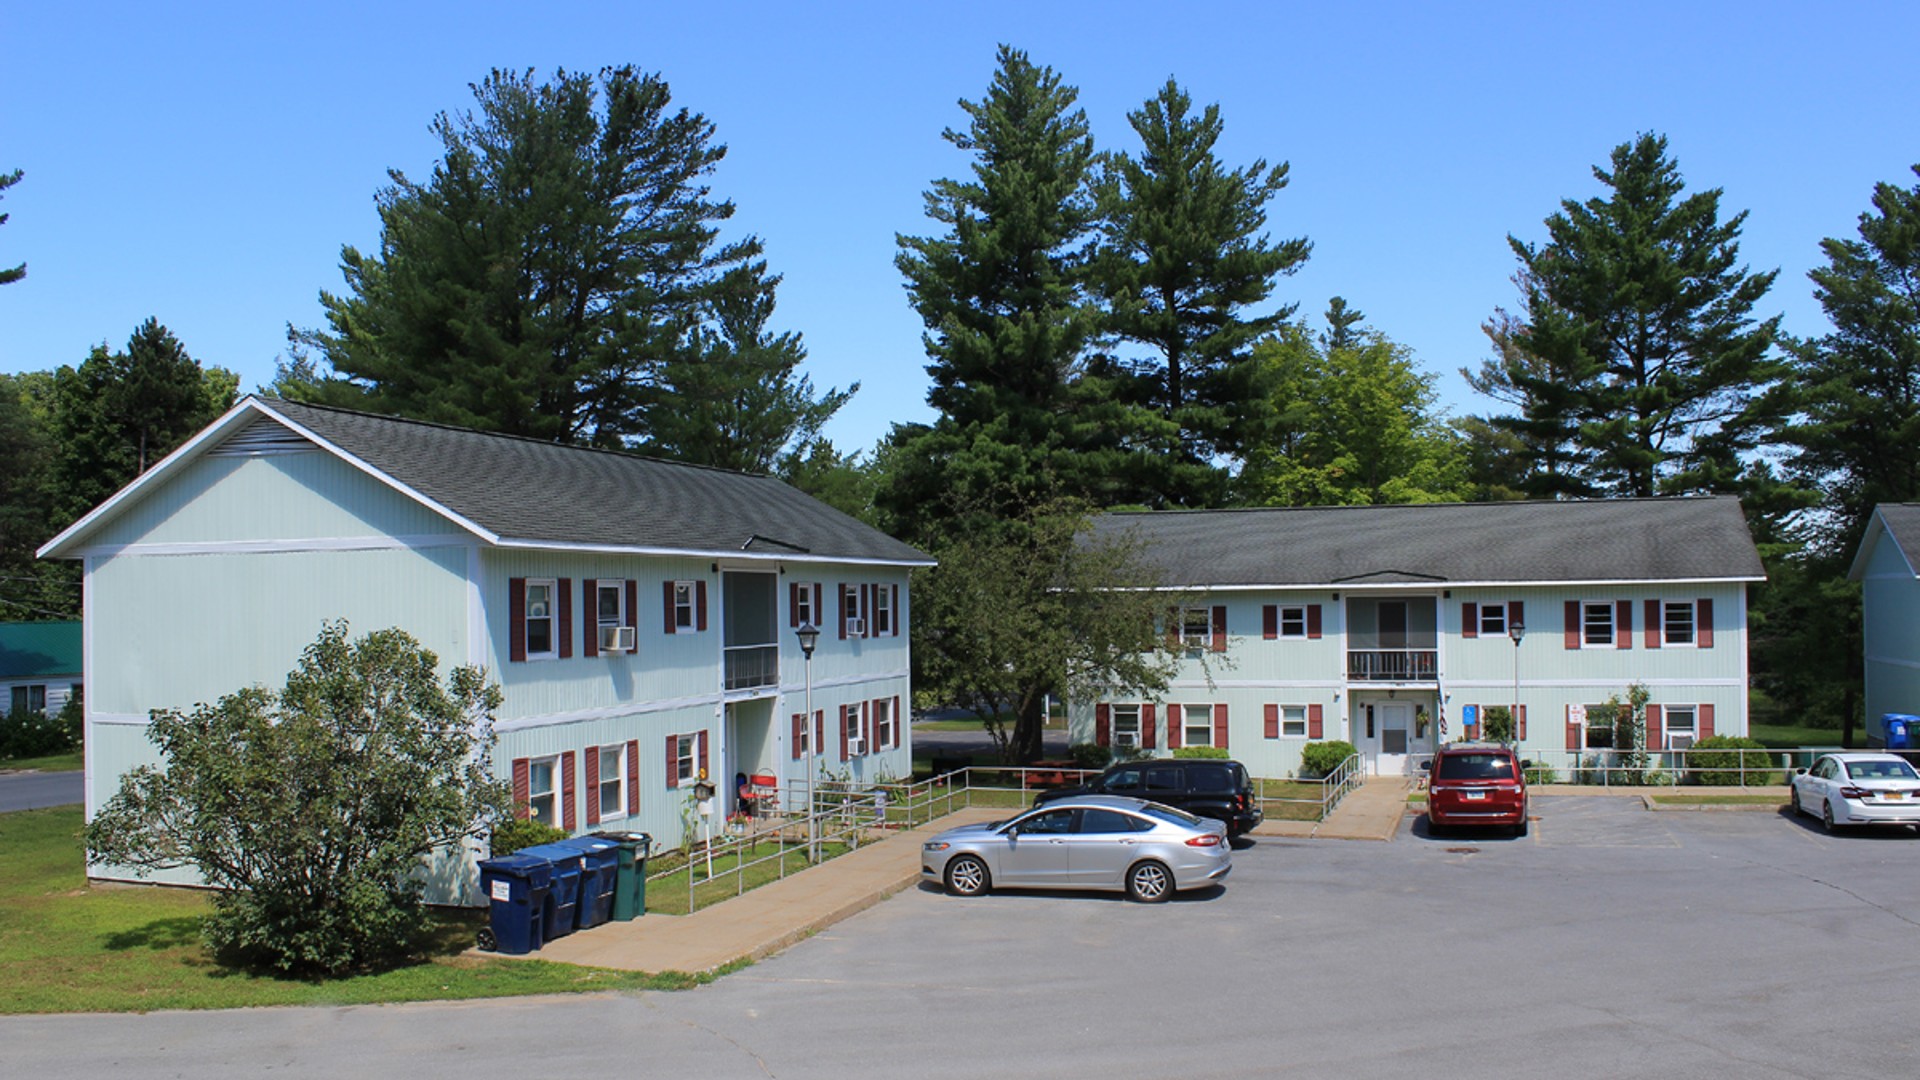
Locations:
1791;752;1920;831
921;794;1231;903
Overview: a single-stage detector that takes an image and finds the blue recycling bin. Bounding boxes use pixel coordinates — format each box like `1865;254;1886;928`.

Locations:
476;853;553;955
1885;714;1915;750
554;835;621;930
515;842;587;941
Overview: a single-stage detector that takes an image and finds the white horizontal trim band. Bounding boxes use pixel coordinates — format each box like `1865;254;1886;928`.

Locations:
492;669;911;733
493;537;934;568
75;534;476;558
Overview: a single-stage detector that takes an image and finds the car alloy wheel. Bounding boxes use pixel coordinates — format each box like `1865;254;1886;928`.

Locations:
1822;801;1837;832
1791;789;1802;817
944;854;990;897
1126;860;1173;903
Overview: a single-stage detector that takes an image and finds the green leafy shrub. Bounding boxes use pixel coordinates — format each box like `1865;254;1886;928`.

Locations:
1299;740;1358;779
1522;762;1559;785
1686;735;1778;787
1172;746;1230;759
0;695;82;759
1069;743;1113;769
489;817;567;856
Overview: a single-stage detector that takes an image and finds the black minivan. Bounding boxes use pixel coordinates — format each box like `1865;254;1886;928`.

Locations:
1034;758;1262;837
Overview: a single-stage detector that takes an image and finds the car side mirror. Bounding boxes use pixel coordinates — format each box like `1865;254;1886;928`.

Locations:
1004;825;1020;838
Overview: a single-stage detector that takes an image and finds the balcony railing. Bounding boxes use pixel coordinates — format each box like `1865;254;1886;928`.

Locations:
724;644;779;691
1346;649;1438;681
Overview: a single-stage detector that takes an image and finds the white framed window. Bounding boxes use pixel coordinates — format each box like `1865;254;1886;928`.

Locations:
525;580;557;658
672;582;697;631
872;586;893;635
1579;703;1617;749
527;756;559;826
1665;705;1698;749
10;684;48;715
674;734;698;785
1112;704;1141;748
1278;606;1307;638
1183;703;1213;747
1180;607;1211;650
794;582;819;627
1280;705;1308;738
596;582;633;652
1581;601;1614;648
873;698;895;749
597;744;625;819
847;703;868;756
1663;602;1696;646
1479;603;1507;637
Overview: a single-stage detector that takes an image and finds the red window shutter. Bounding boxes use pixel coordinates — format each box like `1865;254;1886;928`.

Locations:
892;584;901;637
1263;605;1278;639
665;734;679;788
1306;605;1323;639
1211;605;1227;652
1697;598;1714;648
1509;601;1524;632
697;730;709;779
1142;704;1157;749
1698;704;1715;741
583;578;600;657
865;584;876;637
814;710;824;755
509;578;527;662
561;750;577;831
1615;599;1631;650
791;713;805;760
557;579;573;658
512;757;530;820
1167;706;1183;749
1564;601;1581;649
1308;703;1324;739
696;581;709;632
625;741;640;817
663;581;677;634
840;585;851;639
812;584;823;627
1264;704;1279;739
1095;704;1111;748
893;695;903;748
1462;603;1479;639
839;705;851;761
625;580;638;635
1644;599;1662;649
1213;703;1229;748
584;746;601;826
789;582;801;628
1565;705;1580;750
1645;704;1664;749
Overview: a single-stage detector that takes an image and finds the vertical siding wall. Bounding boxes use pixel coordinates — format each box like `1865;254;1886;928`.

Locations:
1075;582;1752;778
1861;539;1920;727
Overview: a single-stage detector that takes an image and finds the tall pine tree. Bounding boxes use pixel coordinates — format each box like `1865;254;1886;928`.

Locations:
0;167;22;286
1501;134;1785;498
1091;78;1308;507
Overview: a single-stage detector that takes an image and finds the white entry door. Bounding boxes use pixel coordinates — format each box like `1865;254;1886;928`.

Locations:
1376;702;1415;775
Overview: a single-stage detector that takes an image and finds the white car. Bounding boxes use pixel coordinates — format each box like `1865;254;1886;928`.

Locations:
1790;753;1920;831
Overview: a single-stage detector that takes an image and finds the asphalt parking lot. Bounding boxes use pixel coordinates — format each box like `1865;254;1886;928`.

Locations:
5;797;1919;1079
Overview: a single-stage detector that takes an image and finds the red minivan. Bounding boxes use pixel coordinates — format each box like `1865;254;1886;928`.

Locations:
1425;742;1529;837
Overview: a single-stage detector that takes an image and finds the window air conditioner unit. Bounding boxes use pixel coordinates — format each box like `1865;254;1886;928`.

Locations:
846;617;865;637
600;625;636;653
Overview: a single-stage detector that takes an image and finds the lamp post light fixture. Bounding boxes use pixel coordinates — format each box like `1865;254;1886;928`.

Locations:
795;621;820;862
1507;620;1526;745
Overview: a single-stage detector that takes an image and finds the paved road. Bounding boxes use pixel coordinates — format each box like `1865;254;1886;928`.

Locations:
0;770;81;812
6;798;1917;1078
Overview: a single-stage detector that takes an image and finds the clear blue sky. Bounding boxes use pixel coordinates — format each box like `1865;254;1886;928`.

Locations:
3;1;1917;458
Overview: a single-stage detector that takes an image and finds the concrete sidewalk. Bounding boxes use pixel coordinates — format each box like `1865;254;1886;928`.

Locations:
528;805;1004;974
1250;776;1412;842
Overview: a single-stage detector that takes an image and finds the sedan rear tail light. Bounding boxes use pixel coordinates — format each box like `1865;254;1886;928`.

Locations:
1838;786;1872;800
1186;834;1221;848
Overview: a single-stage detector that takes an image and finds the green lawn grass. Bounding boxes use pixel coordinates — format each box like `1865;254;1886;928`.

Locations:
0;806;715;1014
1748;721;1849;749
0;750;82;772
644;838;852;915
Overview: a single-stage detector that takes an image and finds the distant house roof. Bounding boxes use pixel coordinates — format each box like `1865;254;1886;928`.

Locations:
41;397;933;568
1086;497;1765;588
0;621;82;681
1848;504;1920;581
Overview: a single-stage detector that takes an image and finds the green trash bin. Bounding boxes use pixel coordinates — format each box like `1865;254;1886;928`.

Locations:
593;831;651;920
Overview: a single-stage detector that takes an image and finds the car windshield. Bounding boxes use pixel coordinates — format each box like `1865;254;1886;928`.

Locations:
1844;758;1920;780
1138;802;1203;828
1436;753;1514;780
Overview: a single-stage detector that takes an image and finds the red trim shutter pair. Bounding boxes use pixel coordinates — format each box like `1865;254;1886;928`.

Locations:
662;581;710;634
1262;704;1323;738
506;577;571;660
1142;704;1157;749
1210;606;1227;652
1642;598;1716;648
789;582;824;628
1095;704;1111;747
665;730;709;786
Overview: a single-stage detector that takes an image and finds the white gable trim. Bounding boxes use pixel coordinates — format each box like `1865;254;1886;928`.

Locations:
38;397;496;559
495;537;935;568
1848;508;1920;582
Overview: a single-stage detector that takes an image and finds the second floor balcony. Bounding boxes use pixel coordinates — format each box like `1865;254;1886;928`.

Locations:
1346;595;1438;682
1346;648;1438;682
724;570;779;693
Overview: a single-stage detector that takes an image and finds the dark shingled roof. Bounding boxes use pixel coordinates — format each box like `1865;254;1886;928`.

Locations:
1086;497;1763;587
258;399;931;565
1875;504;1920;569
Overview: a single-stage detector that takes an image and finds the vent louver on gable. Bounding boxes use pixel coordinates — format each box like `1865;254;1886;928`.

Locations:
207;417;317;457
